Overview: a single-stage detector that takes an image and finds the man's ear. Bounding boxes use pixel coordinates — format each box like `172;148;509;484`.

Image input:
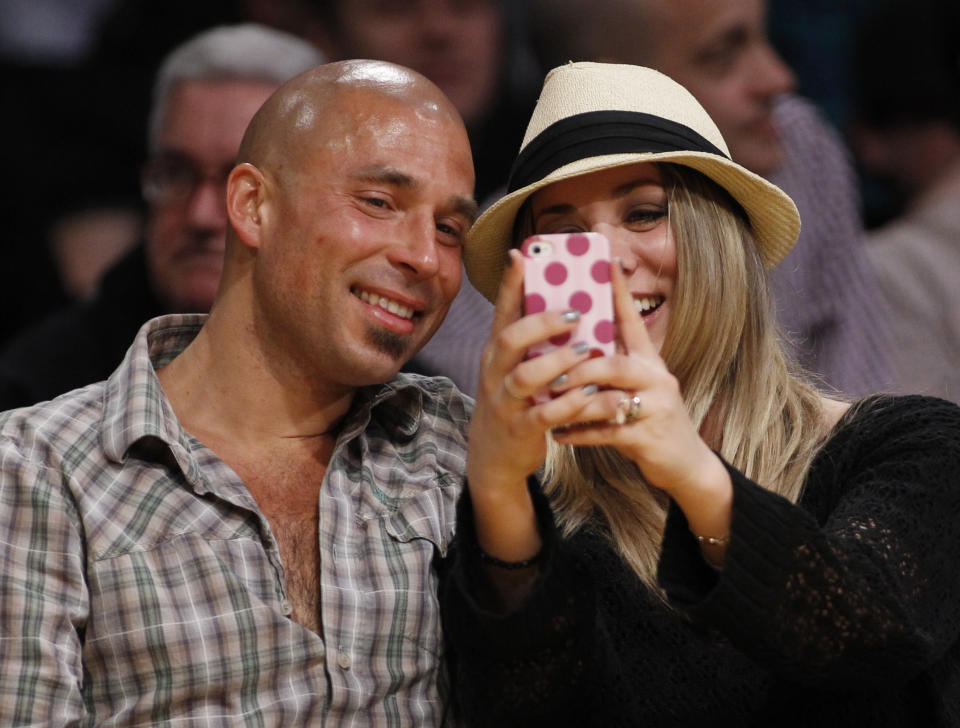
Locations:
226;162;268;249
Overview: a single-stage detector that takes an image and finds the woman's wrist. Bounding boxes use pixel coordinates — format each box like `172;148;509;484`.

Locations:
468;474;543;565
670;450;734;564
476;543;543;569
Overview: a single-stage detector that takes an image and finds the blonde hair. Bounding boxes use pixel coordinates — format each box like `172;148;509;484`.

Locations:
520;163;827;594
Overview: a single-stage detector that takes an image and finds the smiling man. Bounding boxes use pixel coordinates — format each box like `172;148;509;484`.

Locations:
0;60;478;725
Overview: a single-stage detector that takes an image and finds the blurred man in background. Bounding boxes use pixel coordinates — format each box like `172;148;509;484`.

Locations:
0;23;323;410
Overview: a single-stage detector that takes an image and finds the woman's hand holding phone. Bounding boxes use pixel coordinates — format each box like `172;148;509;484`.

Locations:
466;247;600;566
467;235;733;568
542;249;734;554
469;234;618;491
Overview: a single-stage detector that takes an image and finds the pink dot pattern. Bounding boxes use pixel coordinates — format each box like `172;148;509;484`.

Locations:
521;232;616;402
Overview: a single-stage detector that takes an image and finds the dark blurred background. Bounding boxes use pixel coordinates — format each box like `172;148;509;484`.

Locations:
1;0;951;348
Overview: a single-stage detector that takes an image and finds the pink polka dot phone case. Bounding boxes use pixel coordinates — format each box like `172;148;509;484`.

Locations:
521;232;615;402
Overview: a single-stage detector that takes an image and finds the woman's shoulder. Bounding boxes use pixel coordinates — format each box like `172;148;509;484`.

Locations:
824;393;960;453
840;393;960;427
801;394;960;519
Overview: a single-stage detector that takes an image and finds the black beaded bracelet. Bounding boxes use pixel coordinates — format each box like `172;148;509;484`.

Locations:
476;545;542;569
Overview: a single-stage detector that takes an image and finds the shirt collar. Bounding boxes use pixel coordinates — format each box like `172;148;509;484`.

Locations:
101;315;427;464
101;314;207;467
337;376;425;445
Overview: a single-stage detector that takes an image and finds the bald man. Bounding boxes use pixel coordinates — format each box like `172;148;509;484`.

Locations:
0;60;479;726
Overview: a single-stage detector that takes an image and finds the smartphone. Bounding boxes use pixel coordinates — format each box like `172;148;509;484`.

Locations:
521;232;615;400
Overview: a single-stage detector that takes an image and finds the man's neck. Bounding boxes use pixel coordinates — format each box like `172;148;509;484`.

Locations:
156;308;355;449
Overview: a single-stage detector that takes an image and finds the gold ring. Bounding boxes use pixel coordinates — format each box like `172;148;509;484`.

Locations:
615;394;642;424
503;374;526;400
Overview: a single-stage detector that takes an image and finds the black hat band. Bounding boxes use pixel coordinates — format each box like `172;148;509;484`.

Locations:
507;110;729;193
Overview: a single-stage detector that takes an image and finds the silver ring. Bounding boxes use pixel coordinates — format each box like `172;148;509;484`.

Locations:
615;394;642;424
503;374;526;400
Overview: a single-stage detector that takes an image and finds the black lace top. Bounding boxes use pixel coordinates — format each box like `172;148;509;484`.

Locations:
439;396;960;727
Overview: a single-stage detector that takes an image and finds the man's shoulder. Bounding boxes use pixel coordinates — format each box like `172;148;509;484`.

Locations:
0;382;108;464
772;94;840;146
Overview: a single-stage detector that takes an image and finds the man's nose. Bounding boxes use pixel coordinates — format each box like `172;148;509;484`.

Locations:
389;213;442;279
752;42;796;99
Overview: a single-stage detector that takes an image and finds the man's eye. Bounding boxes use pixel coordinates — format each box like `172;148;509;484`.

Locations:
364;197;388;208
697;30;748;76
167;165;197;184
703;51;735;74
436;221;465;247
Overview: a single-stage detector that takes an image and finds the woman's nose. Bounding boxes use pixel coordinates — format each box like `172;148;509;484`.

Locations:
599;226;638;274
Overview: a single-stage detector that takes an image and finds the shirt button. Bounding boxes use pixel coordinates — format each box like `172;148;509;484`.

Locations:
337;649;352;670
280;599;293;616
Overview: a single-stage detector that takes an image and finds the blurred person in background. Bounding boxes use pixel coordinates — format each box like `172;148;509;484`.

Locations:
0;0;327;348
852;0;960;402
526;0;891;397
0;24;323;411
764;0;892;230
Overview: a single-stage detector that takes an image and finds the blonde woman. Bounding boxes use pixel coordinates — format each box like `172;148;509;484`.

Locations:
440;63;960;726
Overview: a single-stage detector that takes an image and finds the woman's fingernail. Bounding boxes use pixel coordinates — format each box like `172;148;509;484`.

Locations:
550;374;568;388
572;341;589;355
562;309;581;322
581;384;599;395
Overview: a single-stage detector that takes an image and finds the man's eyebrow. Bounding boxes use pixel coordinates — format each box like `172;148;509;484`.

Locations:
695;23;749;62
350;165;477;222
451;196;480;224
350;166;417;188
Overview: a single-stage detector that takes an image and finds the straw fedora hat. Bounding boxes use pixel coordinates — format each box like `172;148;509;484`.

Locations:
464;62;801;302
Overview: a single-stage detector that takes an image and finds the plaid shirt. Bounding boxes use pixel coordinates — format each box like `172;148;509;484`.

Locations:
0;314;472;726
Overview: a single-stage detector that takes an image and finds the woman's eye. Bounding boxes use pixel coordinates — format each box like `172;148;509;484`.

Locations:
627;208;666;226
